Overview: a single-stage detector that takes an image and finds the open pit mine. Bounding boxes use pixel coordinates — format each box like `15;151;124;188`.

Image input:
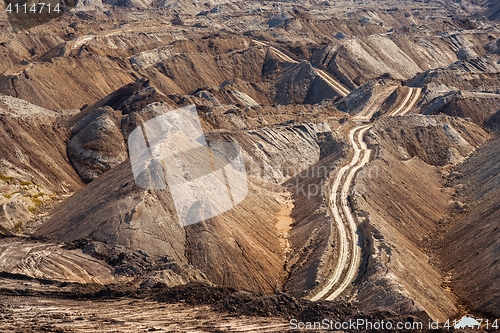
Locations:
0;0;500;331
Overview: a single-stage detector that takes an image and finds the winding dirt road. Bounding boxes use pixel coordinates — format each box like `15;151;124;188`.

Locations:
309;123;372;301
310;85;421;301
389;87;422;116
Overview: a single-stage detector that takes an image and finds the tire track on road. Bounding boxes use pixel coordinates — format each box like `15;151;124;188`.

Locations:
309;124;372;301
389;87;422;117
311;86;421;301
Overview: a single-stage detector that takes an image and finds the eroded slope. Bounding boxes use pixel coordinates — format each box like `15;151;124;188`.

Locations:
439;136;500;317
353;115;489;321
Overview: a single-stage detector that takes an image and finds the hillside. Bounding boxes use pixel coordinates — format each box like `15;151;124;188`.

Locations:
439;136;500;317
354;115;489;321
0;0;500;330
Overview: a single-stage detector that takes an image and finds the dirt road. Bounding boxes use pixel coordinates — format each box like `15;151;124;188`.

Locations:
309;123;372;301
310;84;422;301
389;87;422;116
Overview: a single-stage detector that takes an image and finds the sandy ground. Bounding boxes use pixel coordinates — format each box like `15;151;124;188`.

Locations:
276;199;294;234
0;296;290;332
275;195;294;253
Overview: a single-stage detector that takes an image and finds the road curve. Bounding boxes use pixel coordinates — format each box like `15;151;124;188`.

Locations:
389;87;422;117
252;41;422;302
309;123;372;301
309;86;421;301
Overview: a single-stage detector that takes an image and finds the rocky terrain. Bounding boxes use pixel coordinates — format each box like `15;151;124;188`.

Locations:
0;0;500;331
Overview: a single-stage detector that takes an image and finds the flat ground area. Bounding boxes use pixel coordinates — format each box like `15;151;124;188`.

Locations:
0;297;289;333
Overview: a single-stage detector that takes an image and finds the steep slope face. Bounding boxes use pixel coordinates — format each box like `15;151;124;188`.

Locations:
131;37;269;101
274;61;340;105
35;157;286;293
420;91;500;126
485;0;500;21
0;57;136;110
284;137;346;297
353;115;489;321
36;101;341;293
129;37;255;72
0;95;82;234
311;34;459;87
356;156;456;321
0;95;81;191
141;45;269;99
35;160;189;260
0;25;67;74
439;136;500;317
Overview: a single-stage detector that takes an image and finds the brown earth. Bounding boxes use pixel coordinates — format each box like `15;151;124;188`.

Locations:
0;277;437;332
353;115;489;321
0;95;82;235
438;136;500;318
0;0;500;329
